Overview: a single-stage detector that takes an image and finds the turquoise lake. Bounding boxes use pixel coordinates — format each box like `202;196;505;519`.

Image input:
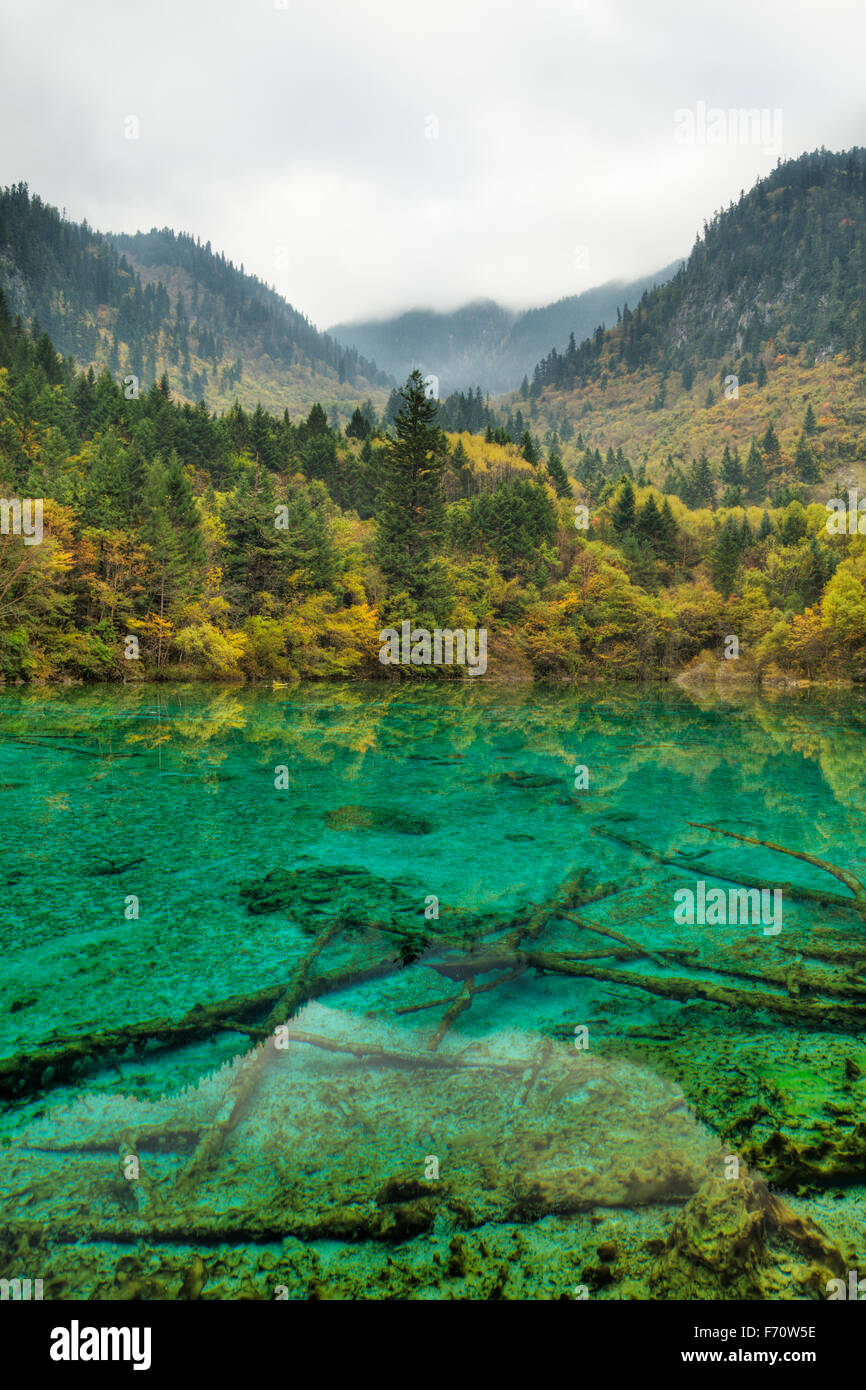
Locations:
1;682;865;1299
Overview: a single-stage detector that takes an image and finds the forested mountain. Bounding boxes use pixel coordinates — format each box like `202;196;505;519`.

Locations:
520;149;866;434
502;149;866;515
328;264;682;395
2;291;866;689
2;149;866;689
0;184;390;416
529;149;866;394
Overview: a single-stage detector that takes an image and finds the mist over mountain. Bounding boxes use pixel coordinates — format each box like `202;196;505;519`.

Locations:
329;263;684;395
0;180;689;409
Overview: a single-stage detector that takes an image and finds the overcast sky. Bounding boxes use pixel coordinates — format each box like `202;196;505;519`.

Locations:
1;0;864;330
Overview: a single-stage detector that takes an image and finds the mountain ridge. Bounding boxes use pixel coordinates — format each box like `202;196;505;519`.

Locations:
504;147;866;501
0;184;391;417
329;262;684;395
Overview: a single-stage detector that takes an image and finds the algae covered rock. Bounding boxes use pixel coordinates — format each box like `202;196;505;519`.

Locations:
743;1119;866;1190
650;1172;847;1300
238;862;424;931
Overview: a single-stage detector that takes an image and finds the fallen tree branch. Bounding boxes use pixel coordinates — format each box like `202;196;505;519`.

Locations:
523;951;866;1031
175;923;341;1194
551;907;673;969
688;822;866;905
0;952;406;1103
0;866;613;1107
593;826;863;913
427;966;527;1051
274;1028;535;1071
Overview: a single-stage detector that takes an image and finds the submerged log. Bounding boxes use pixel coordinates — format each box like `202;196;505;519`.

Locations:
0;953;405;1103
523;951;866;1031
175;923;342;1193
688;822;866;911
0;866;599;1104
593;825;865;914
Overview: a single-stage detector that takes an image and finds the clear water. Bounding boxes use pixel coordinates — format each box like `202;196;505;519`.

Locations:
1;682;865;1299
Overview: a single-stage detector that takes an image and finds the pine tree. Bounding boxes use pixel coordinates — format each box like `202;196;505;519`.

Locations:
793;433;819;483
635;493;675;561
761;422;781;468
450;438;472;497
778;500;808;545
383;388;402;429
305;403;329;436
615;446;632;478
250;403;274;468
658;498;679;564
720;444;744;488
687;452;715;507
611;477;636;537
346;406;371;440
721;485;744;509
745;440;766;500
546;450;573;498
803;402;817;435
140;451;205;666
802;536;833;604
374;370;448;607
712;516;742;597
519;429;540;465
620;534;658;590
82;428;131;528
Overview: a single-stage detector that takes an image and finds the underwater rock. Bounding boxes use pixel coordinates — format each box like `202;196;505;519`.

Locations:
239;863;426;929
378;1199;438;1242
9;997;37;1014
325;804;433;835
508;1152;702;1219
743;1121;866;1190
376;1173;444;1206
90;858;145;877
239;868;298;916
447;1235;467;1278
493;772;560;789
650;1172;847;1300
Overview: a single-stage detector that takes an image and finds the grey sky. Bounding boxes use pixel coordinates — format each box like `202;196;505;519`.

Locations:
1;0;864;329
